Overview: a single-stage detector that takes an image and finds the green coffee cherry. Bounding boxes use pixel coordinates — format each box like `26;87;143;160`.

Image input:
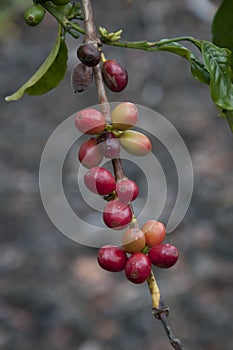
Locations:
24;5;46;27
53;2;73;16
51;0;70;5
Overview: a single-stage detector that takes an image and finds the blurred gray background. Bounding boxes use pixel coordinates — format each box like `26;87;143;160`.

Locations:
1;0;233;349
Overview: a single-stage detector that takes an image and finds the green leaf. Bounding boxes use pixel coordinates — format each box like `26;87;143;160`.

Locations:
212;0;233;67
202;41;233;110
5;24;68;101
225;110;233;132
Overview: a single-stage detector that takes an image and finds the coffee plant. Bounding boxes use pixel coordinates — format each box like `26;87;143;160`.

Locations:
5;0;233;349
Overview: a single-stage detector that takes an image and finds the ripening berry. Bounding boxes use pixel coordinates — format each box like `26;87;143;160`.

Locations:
75;108;106;135
111;102;138;131
121;227;146;254
103;199;132;230
125;253;151;284
97;245;128;272
84;167;116;195
119;130;152;156
98;131;121;159
78;138;103;168
102;59;128;92
141;220;166;247
24;5;46;26
148;244;179;268
71;63;93;93
77;44;101;67
116;178;139;203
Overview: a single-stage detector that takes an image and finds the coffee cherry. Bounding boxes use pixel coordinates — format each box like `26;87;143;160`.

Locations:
119;130;152;156
52;2;73;15
97;245;128;272
24;5;45;26
116;178;139;203
77;44;101;67
52;0;70;5
78;138;103;168
75;108;106;135
111;102;138;131
84;167;116;195
71;63;93;93
103;199;132;230
98;131;120;159
125;253;151;284
122;227;146;254
141;220;166;247
148;244;179;268
102;59;128;92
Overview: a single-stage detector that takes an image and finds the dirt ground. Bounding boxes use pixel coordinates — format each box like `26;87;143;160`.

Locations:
1;1;233;350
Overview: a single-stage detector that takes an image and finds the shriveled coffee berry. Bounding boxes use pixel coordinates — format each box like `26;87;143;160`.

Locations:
141;220;166;247
71;63;93;93
78;138;103;168
125;253;151;284
116;178;139;203
98;131;120;159
111;102;138;131
102;59;128;92
103;199;132;230
84;167;116;195
122;227;146;254
119;130;152;156
148;244;179;268
77;44;101;67
75;108;106;135
97;245;127;272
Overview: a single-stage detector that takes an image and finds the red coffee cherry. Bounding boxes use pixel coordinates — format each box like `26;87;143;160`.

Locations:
125;253;151;284
102;59;128;92
98;131;120;159
84;167;116;195
77;44;101;67
78;138;103;168
111;102;138;131
75;108;106;135
119;130;152;156
103;199;132;230
116;178;139;203
71;63;93;93
148;244;179;268
97;245;128;272
121;227;146;254
141;220;166;247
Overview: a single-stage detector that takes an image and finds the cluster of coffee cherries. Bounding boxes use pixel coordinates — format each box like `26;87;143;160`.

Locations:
72;42;128;93
98;220;179;284
75;102;179;284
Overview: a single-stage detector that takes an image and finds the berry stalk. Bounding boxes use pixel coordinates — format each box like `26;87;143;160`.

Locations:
81;1;184;349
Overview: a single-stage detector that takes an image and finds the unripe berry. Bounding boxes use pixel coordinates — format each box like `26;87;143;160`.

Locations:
148;244;179;268
24;5;46;26
78;138;103;168
98;131;120;159
102;59;128;92
125;253;151;284
103;199;132;230
116;178;139;203
77;44;101;67
119;130;152;156
71;63;93;93
75;108;106;135
97;245;127;272
111;102;138;131
84;167;116;195
121;227;146;254
141;220;166;247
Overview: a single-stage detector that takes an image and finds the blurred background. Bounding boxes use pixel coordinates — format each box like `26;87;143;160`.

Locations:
1;0;233;349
